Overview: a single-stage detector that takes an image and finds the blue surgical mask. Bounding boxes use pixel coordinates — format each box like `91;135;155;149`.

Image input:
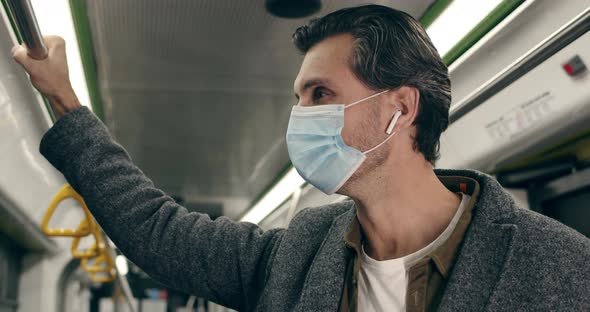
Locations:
286;90;402;194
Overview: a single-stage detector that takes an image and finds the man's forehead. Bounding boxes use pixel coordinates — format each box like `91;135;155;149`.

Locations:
293;34;355;92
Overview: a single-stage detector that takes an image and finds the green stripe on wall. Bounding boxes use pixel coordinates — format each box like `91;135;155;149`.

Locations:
69;0;104;121
441;0;525;65
1;0;22;42
419;0;453;29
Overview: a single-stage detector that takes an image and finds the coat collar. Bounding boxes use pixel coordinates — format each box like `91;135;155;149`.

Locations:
343;174;482;279
295;169;518;311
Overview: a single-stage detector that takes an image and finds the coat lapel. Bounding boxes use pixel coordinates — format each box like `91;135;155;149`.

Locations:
438;221;517;310
437;170;519;311
294;206;355;312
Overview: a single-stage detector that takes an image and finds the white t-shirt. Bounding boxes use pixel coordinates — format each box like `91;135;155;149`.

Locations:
357;193;471;312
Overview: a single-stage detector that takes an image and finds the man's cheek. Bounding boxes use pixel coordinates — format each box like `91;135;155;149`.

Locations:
341;128;361;149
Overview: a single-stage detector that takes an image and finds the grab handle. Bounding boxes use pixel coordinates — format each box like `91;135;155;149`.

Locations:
41;184;94;237
70;219;102;259
81;244;114;273
89;269;117;283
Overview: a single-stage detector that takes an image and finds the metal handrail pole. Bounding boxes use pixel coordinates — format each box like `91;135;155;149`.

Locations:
6;0;47;59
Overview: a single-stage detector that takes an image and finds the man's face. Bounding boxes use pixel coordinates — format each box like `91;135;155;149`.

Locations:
293;33;396;189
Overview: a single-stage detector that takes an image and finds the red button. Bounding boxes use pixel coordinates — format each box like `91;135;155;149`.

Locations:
563;63;574;75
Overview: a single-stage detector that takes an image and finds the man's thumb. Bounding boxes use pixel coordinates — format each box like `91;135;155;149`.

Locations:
11;45;28;66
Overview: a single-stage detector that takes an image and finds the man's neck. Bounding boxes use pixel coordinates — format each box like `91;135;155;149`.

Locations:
350;156;461;261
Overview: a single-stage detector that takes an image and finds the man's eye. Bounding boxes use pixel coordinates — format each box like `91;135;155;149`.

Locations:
312;88;328;102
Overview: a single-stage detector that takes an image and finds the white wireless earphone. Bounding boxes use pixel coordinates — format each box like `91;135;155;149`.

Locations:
386;110;402;135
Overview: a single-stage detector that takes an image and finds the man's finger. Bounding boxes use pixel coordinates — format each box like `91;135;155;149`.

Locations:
44;35;65;49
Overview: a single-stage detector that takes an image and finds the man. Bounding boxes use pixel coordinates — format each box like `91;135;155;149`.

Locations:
12;4;590;312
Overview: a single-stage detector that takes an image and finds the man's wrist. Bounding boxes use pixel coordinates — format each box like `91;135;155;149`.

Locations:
47;88;82;119
57;88;82;112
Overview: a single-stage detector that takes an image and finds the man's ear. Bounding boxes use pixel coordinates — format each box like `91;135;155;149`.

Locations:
389;86;420;130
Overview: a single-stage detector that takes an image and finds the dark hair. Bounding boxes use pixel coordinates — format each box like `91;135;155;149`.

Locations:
292;5;451;164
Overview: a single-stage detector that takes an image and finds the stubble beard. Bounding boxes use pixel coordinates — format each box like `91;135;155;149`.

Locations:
338;103;389;196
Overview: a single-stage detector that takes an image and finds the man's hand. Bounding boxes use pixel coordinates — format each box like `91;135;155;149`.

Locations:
12;35;82;119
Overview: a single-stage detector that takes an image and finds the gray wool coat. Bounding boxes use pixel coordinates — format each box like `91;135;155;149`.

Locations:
40;107;590;311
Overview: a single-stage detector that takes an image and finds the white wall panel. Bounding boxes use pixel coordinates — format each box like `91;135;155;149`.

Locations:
441;27;590;171
0;8;90;312
449;0;590;105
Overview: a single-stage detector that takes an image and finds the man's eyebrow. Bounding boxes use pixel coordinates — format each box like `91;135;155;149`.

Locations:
294;78;330;99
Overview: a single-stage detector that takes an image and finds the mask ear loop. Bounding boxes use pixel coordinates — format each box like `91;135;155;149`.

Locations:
363;110;402;154
344;90;390;109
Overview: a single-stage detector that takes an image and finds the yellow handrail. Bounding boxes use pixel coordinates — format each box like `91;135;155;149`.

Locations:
41;184;94;237
81;241;115;273
70;219;101;259
81;253;113;273
89;269;117;283
42;184;118;285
